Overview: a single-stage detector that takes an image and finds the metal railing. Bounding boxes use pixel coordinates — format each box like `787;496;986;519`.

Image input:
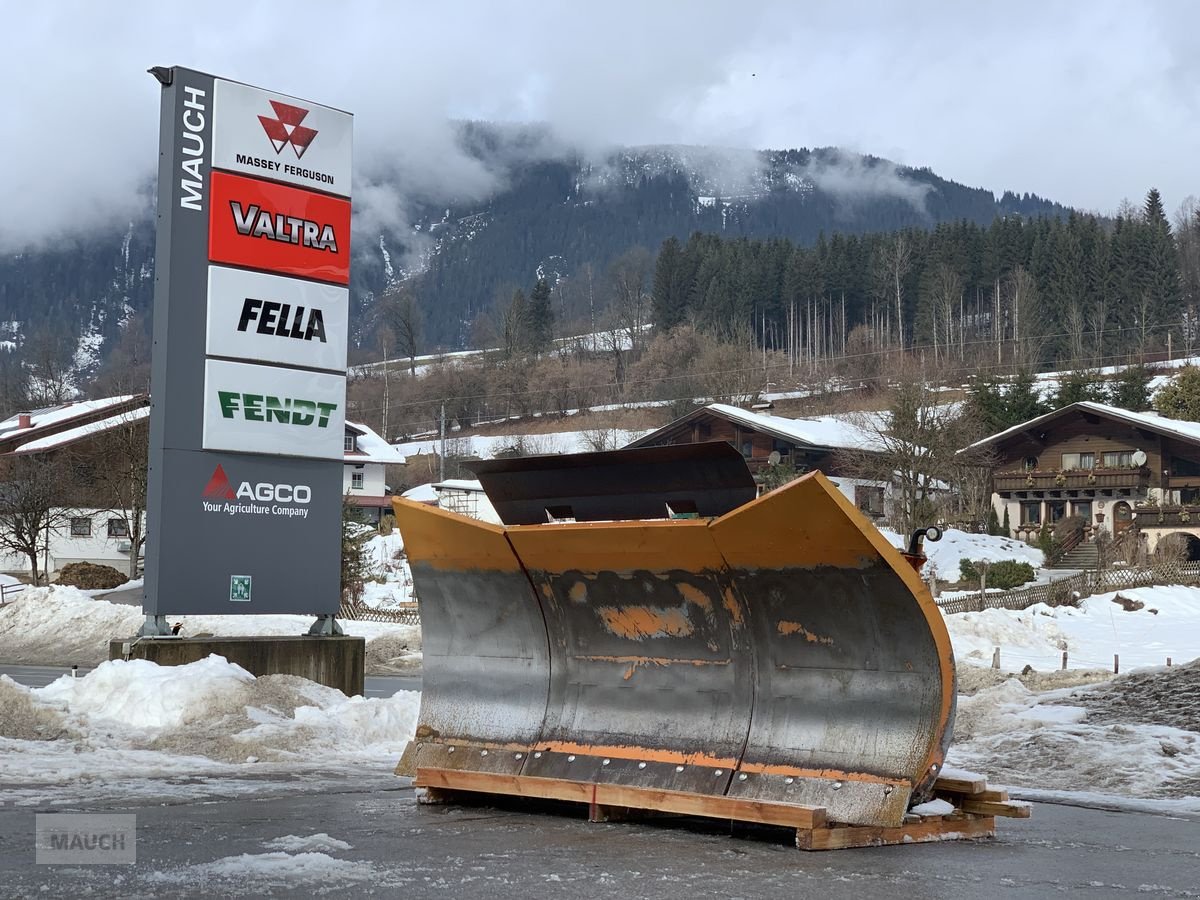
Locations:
0;582;27;606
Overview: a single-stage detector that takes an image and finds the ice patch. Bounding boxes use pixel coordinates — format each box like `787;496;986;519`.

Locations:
145;851;376;884
263;833;353;853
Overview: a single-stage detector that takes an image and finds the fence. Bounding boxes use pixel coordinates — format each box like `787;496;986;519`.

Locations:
338;600;420;626
0;582;26;606
935;561;1200;615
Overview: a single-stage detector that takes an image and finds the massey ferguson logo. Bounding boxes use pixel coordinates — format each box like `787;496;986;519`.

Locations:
202;464;312;519
259;100;317;158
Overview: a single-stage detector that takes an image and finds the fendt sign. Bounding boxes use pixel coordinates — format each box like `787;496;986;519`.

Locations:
144;66;352;624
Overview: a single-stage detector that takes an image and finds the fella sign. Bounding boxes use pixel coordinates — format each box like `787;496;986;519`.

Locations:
144;66;351;622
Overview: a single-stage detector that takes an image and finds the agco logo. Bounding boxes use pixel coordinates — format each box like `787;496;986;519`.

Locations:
258;100;318;159
203;464;312;504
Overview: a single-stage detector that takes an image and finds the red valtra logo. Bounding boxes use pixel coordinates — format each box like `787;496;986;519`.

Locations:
259;101;318;159
203;464;236;500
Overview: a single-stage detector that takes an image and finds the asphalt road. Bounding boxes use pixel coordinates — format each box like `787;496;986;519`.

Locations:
1;782;1197;898
0;664;420;698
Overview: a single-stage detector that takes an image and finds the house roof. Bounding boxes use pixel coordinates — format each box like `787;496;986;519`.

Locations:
962;401;1200;453
626;403;887;453
1;396;149;456
345;420;406;465
13;406;150;454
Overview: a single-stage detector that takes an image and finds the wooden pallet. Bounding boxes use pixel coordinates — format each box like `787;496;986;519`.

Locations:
413;767;1029;851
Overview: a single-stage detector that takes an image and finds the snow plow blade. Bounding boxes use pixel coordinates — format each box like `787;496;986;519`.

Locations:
393;469;955;828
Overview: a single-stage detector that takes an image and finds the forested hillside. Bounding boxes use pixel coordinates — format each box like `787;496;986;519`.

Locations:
646;189;1199;375
0;131;1072;403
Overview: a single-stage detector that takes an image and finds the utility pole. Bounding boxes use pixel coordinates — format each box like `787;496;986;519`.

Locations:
439;402;446;482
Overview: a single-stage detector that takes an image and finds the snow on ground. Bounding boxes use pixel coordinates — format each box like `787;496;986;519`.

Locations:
944;585;1200;673
394;427;652;460
0;655;420;805
0;585;421;672
880;526;1044;579
947;662;1200;815
359;531;415;609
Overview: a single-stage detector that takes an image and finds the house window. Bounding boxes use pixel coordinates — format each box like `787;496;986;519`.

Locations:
344;434;357;452
1102;451;1133;468
1061;452;1095;471
1072;501;1093;521
1023;456;1039;471
1182;488;1200;504
1047;500;1067;523
1172;457;1200;477
70;517;92;537
741;441;753;459
1020;502;1041;525
351;471;364;490
107;519;129;538
855;486;885;517
772;438;792;457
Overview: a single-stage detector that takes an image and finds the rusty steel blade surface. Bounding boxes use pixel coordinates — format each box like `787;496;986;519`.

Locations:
393;471;956;828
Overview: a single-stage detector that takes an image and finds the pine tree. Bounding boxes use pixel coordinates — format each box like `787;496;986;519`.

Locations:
986;506;1002;536
527;277;554;354
1002;506;1011;538
1107;365;1152;411
651;237;687;331
1053;371;1106;408
1154;366;1200;421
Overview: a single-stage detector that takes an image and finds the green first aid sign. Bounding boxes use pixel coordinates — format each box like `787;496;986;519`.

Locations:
229;575;252;601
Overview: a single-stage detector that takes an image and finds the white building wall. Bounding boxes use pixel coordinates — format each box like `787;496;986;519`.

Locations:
343;463;386;497
0;508;144;578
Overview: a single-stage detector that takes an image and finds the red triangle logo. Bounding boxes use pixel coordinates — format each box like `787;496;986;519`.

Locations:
203;465;236;500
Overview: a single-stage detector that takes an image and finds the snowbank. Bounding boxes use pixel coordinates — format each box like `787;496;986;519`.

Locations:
880;526;1043;579
947;670;1200;814
0;655;420;801
0;585;421;671
945;585;1200;672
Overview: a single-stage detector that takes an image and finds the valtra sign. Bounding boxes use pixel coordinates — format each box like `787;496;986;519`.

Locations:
209;172;351;284
145;66;351;621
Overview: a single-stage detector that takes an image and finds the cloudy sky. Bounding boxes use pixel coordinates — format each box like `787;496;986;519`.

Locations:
1;1;1195;250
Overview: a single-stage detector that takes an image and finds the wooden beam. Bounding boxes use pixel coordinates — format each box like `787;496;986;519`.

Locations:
959;799;1031;819
415;768;827;830
798;815;995;851
932;774;986;795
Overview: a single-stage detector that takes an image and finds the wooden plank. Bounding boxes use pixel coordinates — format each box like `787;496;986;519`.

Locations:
932;775;986;795
416;768;593;804
593;782;826;830
936;787;1008;803
960;799;1031;819
798;815;995;851
414;768;826;830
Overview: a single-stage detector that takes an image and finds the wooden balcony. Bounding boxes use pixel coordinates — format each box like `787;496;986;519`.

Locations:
994;468;1150;493
1132;505;1200;529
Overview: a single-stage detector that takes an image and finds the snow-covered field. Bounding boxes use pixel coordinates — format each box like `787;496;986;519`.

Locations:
0;585;421;672
880;526;1044;578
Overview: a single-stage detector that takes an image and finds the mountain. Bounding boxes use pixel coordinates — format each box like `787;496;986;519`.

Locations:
0;132;1071;380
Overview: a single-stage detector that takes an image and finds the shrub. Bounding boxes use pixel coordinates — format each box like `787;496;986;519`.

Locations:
958;558;1036;590
378;514;395;536
56;562;127;590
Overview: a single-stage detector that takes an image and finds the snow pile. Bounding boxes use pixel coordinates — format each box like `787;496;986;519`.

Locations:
0;656;420;797
360;531;416;610
0;585;421;671
263;834;353;853
945;585;1200;672
947;666;1200;813
880;526;1043;579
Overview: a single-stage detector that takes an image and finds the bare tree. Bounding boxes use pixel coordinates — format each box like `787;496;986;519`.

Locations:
24;328;76;406
608;247;652;358
0;453;73;584
873;234;911;347
839;360;980;535
377;285;422;376
1063;300;1088;369
1006;266;1045;369
72;410;149;578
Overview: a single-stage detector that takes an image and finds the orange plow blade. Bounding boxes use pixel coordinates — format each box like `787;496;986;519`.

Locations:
393;470;955;828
